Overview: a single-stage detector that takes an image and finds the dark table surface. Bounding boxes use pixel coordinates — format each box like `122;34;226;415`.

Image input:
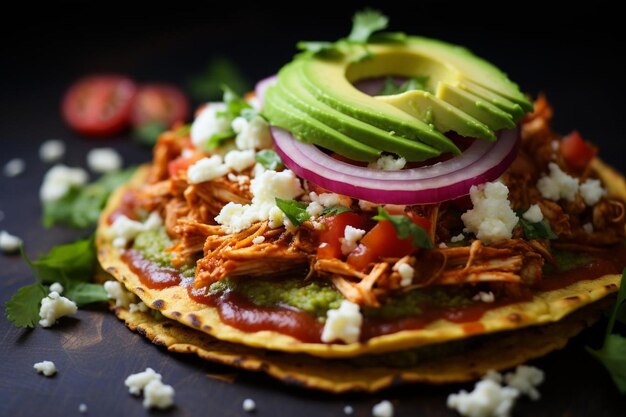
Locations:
1;3;625;416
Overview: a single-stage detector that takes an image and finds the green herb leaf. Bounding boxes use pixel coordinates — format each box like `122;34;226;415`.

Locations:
297;41;337;54
30;237;96;283
587;269;626;393
516;211;557;240
373;208;433;249
4;284;47;328
348;9;389;43
369;32;408;43
188;57;250;100
321;206;353;216
378;76;430;95
222;85;252;119
64;282;108;307
43;168;136;229
255;149;283;170
133;121;167;146
205;130;236;151
275;198;310;226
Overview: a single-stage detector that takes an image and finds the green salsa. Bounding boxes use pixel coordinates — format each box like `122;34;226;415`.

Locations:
132;228;195;278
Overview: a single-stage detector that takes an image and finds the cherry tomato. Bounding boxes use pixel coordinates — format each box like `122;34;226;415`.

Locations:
347;213;430;270
561;130;597;171
62;75;137;136
131;84;189;128
316;212;366;259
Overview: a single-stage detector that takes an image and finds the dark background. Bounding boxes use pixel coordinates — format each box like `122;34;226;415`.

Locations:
1;2;625;416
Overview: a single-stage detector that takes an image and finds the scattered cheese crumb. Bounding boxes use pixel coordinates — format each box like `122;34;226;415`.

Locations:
321;300;362;344
33;360;57;376
252;236;265;245
579;178;607;206
394;262;415;287
473;291;495;303
583;222;594;233
537;162;579;202
39;140;66;163
340;225;366;255
306;201;324;219
461;182;519;244
482;370;503;384
372;400;394;417
242;398;256;412
224;149;256;173
3;158;25;177
504;365;544;401
450;233;465;243
125;368;162;395
143;379;175;410
447;379;519;417
368;154;406;171
522;204;544;223
439;242;448;248
190;103;231;149
129;302;148;313
40;165;88;202
233;116;272;150
49;282;64;294
106;212;162;248
86;148;122;173
104;281;135;308
344;405;354;415
187;155;228;184
358;200;379;211
0;230;23;253
310;192;352;208
38;291;77;327
78;403;88;414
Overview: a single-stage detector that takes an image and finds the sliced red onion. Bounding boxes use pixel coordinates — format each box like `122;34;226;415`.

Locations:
271;127;519;204
254;75;277;107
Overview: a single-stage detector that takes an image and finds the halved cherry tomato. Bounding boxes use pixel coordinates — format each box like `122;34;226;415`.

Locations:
316;212;366;259
62;75;137;136
561;130;597;171
131;84;189;128
347;213;430;270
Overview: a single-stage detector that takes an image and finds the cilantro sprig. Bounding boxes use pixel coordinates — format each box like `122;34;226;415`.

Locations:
205;86;259;151
587;269;626;393
297;9;400;57
373;208;433;249
43;168;136;229
275;198;310;226
255;149;283;170
515;210;557;240
4;237;108;328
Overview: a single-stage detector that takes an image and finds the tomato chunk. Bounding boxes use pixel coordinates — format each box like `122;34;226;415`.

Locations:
316;212;366;259
131;84;190;128
561;130;597;171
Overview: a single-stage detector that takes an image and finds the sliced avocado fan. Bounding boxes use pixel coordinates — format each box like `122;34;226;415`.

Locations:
263;36;532;162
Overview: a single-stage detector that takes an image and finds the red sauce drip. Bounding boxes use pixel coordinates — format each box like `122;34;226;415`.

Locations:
121;249;181;289
188;288;323;343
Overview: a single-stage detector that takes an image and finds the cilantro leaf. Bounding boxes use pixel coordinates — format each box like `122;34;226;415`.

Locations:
255;149;283;170
188;57;250;100
222;85;252;119
43;167;136;229
373;208;433;249
205;130;236;151
64;282;108;307
321;206;353;216
30;237;96;284
275;198;310;226
378;76;430;95
348;9;389;43
516;211;557;240
587;269;626;393
4;284;47;328
133;121;167;146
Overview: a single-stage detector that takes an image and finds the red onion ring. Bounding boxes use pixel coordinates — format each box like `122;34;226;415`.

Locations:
271;127;519;204
254;75;277;107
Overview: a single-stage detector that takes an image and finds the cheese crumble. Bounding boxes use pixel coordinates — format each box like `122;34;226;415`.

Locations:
33;360;57;377
537;162;580;202
461;182;519;244
187;155;228;184
522;204;543;223
368;154;406;171
372;400;394;417
104;280;135;308
39;139;66;163
39;291;77;328
0;230;23;253
242;398;256;412
340;225;365;255
40;165;88;202
321;300;362;344
3;158;25;177
86;148;122;173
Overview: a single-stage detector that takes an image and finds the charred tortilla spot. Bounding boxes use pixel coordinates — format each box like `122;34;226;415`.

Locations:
136;326;147;337
106;266;117;273
507;313;523;323
152;299;165;309
171;311;182;318
135;287;145;293
281;376;306;387
606;284;618;290
564;295;581;301
203;324;212;331
188;313;201;327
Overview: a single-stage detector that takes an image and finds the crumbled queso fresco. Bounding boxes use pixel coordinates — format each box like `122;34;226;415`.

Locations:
86;147;123;173
0;230;23;253
106;211;162;248
125;368;175;410
461;182;519;244
372;400;394;417
104;280;135;308
522;204;543;223
38;291;77;328
537;162;606;205
40;164;88;202
39;139;66;163
321;300;363;344
33;360;57;377
340;225;366;255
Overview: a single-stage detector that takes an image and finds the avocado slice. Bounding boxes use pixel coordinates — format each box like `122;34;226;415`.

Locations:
274;61;441;161
264;35;532;162
263;86;380;161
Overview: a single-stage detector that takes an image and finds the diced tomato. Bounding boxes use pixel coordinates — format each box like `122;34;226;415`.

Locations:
347;213;430;270
62;75;137;137
316;212;366;259
131;84;190;129
168;153;203;177
561;130;597;171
